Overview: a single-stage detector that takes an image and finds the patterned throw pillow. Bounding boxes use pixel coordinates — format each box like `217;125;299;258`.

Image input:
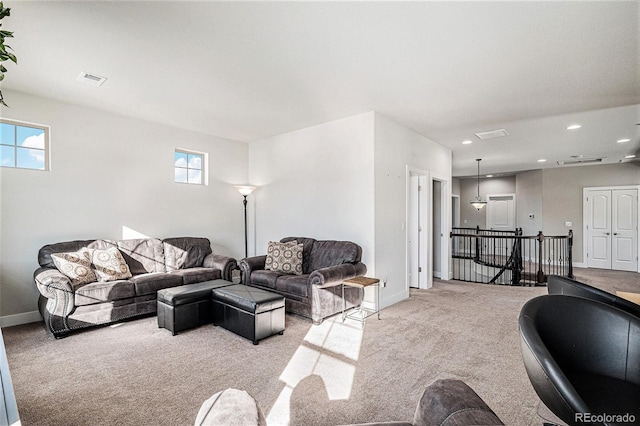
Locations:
265;241;303;275
51;248;97;286
92;247;133;282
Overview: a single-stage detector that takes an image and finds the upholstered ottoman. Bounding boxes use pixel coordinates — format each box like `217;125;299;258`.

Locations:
212;284;285;345
157;279;232;335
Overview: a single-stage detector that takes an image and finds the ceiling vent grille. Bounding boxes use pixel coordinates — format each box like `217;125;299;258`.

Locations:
76;71;107;86
557;158;604;166
475;129;509;140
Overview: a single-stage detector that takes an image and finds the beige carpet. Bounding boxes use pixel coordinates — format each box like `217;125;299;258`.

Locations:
3;267;638;426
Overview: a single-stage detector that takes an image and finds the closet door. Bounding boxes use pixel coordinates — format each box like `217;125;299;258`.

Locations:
586;189;638;271
611;189;638;271
587;190;612;269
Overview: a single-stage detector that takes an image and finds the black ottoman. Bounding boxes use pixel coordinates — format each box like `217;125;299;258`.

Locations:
157;279;232;335
212;284;285;345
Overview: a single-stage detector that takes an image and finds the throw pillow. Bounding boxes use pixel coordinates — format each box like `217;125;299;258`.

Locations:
92;247;133;282
265;241;303;275
51;248;97;286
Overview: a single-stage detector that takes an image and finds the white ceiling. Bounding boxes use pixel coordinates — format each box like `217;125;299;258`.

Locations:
2;1;639;177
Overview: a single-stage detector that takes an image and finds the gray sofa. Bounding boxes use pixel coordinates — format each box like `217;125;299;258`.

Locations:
239;237;367;324
34;237;236;338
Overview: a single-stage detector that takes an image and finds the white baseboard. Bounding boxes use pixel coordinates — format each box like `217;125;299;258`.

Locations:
0;311;41;328
572;262;587;268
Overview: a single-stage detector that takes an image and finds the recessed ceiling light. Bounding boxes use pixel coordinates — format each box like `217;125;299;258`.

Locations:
617;138;631;143
486;174;493;178
624;155;636;159
462;140;473;145
537;159;547;163
566;124;581;130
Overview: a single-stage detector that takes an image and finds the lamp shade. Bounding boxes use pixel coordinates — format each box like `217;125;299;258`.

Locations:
471;199;487;210
235;185;256;196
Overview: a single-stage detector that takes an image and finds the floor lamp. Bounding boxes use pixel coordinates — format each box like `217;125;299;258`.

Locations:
235;185;256;259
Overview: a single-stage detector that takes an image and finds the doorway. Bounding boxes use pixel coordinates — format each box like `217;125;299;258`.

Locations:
584;187;638;272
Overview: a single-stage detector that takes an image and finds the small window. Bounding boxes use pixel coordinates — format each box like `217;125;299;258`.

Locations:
174;149;205;185
0;119;49;170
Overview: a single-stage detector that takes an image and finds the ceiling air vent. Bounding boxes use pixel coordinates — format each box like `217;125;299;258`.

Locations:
76;71;107;86
475;129;509;140
557;158;605;166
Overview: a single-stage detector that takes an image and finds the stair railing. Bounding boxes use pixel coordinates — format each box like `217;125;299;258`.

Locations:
450;227;573;286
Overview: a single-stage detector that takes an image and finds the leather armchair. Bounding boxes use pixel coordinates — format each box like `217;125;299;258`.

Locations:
519;295;640;426
547;274;640;318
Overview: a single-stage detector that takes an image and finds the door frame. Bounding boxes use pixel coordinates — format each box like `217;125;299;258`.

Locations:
429;173;450;286
582;185;640;272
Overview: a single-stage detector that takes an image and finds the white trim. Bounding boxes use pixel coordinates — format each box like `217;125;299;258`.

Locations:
0;311;41;328
582;185;640;273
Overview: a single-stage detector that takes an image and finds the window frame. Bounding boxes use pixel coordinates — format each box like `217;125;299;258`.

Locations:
0;118;50;171
174;148;207;186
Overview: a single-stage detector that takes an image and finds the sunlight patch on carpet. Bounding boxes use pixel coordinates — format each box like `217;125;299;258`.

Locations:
266;316;364;425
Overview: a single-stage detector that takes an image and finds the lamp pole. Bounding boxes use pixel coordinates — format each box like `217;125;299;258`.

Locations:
242;194;249;258
234;186;256;259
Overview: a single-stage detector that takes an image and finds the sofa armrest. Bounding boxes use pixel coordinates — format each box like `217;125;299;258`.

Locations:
34;267;74;300
309;262;367;288
203;253;237;281
239;256;267;284
34;267;76;336
412;379;504;426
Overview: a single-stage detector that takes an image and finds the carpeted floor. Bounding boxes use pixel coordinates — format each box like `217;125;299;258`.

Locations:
2;267;638;426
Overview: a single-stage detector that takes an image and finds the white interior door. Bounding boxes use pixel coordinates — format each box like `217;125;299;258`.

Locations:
486;194;515;231
408;172;428;289
409;176;420;288
587;190;611;269
612;189;638;271
586;188;638;271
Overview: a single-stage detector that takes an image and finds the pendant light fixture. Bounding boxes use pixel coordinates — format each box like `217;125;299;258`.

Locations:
470;159;487;210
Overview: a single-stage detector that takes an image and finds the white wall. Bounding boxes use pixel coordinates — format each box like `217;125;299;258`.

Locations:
374;113;452;306
0;90;248;324
516;170;543;236
248;112;376;268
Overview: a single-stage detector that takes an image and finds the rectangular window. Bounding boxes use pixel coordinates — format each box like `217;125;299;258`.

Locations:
0;118;49;170
174;149;205;185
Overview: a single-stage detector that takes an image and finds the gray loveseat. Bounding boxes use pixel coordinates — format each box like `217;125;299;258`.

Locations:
239;237;367;324
35;237;236;338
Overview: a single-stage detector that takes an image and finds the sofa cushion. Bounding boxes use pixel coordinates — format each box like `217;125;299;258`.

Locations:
163;237;212;271
39;240;96;269
116;238;166;274
309;240;362;271
129;272;183;296
75;279;135;306
170;267;221;284
250;270;281;289
265;241;303;275
275;274;310;298
92;247;133;282
51;248;97;287
281;237;316;274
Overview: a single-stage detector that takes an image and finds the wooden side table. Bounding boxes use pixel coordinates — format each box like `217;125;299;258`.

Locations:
342;276;380;324
616;291;640;305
